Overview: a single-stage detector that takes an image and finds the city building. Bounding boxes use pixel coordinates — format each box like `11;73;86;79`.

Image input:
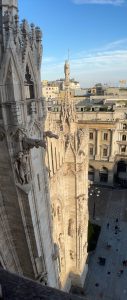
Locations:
48;63;127;188
42;81;59;100
42;78;80;101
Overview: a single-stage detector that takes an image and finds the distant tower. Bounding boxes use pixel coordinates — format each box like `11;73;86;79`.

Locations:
64;60;70;86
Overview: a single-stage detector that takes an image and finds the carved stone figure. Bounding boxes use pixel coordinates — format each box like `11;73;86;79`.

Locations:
68;219;74;238
51;203;56;218
58;233;64;251
78;197;84;211
0;131;5;141
77;129;84;149
14;151;30;185
65;134;70;151
22;137;46;151
44;131;59;139
61;257;65;268
38;272;48;286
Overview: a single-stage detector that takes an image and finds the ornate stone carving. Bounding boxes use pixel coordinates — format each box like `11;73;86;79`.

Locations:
3;10;12;31
0;131;5;141
10;128;26;142
51;203;56;219
14;151;31;185
60;102;76;125
68;219;74;237
38;272;48;286
58;233;64;251
60;257;65;268
77;195;85;211
65;134;71;151
52;243;59;261
77;129;84;147
22;137;47;151
70;250;75;260
57;206;62;222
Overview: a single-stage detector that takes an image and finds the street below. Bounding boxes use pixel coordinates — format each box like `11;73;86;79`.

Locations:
84;188;127;300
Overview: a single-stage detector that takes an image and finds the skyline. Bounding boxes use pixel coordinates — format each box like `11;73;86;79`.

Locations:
18;0;127;87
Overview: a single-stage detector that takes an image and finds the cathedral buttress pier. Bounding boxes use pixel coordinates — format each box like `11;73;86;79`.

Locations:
0;0;59;288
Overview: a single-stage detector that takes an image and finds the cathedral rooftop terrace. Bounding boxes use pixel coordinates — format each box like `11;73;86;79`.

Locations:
0;269;86;300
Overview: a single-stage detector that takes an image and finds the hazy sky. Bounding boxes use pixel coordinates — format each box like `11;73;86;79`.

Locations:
18;0;127;87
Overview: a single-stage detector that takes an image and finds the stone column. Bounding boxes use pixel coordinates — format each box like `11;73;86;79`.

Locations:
95;129;100;160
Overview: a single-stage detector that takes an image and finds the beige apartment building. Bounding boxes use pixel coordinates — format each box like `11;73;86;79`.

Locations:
42;78;80;101
42;83;59;100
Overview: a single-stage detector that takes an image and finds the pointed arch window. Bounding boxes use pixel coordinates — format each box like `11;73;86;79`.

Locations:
24;65;35;99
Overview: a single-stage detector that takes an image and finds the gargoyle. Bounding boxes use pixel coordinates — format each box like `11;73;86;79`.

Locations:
22;137;47;152
44;131;59;139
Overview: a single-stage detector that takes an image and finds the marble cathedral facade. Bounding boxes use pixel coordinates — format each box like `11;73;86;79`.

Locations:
0;0;89;292
45;61;89;289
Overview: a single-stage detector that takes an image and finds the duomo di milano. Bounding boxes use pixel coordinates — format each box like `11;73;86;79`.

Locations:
0;0;88;291
1;0;127;294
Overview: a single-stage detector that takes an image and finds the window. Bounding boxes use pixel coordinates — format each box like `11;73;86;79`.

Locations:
123;124;127;130
121;146;126;153
81;107;83;112
122;135;126;141
103;148;108;157
89;132;93;140
103;133;108;141
89;147;94;156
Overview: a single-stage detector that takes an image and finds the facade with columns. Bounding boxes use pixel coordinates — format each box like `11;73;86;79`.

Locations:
77;113;127;186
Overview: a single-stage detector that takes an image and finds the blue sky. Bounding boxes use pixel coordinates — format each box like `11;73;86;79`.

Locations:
18;0;127;87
